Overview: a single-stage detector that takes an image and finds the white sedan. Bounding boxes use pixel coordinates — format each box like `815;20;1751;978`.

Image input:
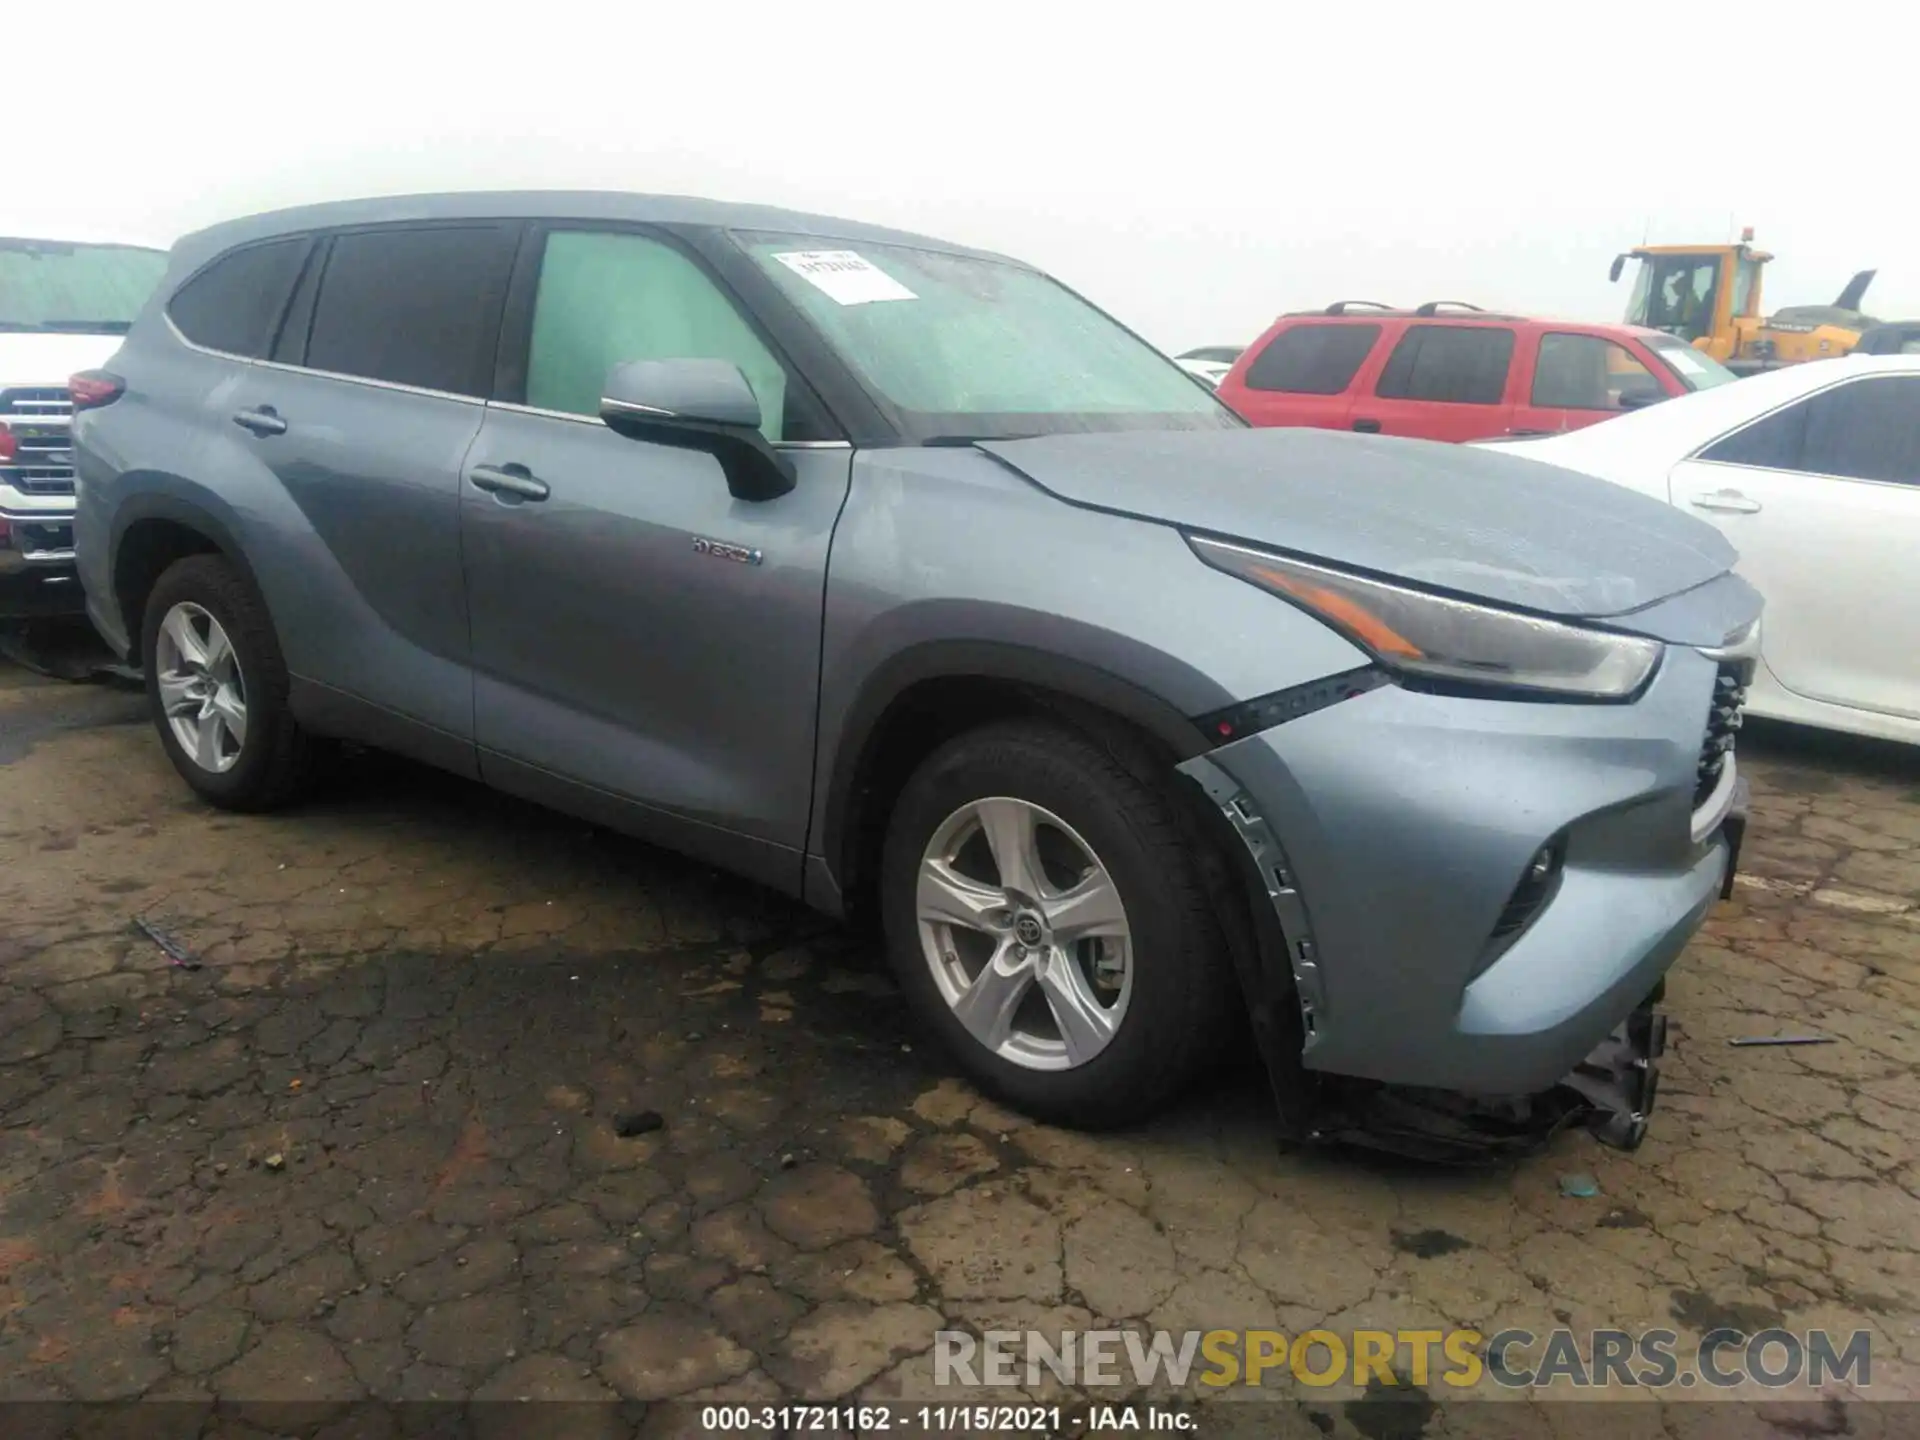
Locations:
1488;355;1920;745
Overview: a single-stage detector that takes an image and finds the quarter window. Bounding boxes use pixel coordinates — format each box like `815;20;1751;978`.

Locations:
167;239;310;358
1373;325;1515;404
304;225;519;396
524;230;802;442
1531;334;1663;410
1242;324;1380;395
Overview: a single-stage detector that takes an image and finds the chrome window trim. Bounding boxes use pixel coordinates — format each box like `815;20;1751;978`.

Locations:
1690;456;1919;492
485;398;852;449
163;313;488;407
166;318;857;449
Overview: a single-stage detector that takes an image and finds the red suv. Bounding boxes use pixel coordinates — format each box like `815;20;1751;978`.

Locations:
1217;302;1738;442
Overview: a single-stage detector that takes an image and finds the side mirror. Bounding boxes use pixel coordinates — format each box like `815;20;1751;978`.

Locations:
598;359;794;502
1608;255;1627;284
1616;387;1664;410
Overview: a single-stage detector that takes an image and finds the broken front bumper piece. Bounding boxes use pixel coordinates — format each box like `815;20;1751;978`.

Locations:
1562;1003;1667;1150
1303;998;1668;1164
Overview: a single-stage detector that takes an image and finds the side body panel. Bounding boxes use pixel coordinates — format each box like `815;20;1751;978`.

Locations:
218;362;483;747
1671;454;1920;724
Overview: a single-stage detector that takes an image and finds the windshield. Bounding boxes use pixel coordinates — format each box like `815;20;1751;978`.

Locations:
1625;254;1721;343
1644;334;1738;391
740;234;1239;442
0;238;169;333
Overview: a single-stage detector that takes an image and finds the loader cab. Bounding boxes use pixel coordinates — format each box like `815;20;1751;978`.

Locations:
1611;243;1768;360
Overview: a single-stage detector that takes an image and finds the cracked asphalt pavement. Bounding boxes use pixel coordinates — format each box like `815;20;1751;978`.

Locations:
3;653;1919;1434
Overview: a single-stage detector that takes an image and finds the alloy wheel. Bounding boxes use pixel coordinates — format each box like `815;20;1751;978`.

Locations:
915;796;1134;1071
154;602;248;774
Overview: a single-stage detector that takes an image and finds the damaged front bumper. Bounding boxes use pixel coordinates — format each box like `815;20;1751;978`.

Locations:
1180;657;1749;1163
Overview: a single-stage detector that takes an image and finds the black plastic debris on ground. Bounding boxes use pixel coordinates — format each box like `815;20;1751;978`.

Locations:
132;916;201;970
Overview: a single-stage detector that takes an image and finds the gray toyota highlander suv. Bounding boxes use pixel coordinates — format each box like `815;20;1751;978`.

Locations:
72;192;1758;1156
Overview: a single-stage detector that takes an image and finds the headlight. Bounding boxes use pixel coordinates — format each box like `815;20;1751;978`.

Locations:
1188;536;1661;700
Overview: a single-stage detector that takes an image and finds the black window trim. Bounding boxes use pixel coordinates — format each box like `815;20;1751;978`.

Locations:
268;235;328;366
487;219;849;447
1692;371;1919;486
1371;322;1518;406
1529;330;1663;412
161;234;318;364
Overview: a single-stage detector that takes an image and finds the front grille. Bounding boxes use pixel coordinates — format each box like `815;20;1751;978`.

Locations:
1;386;75;496
1695;661;1749;808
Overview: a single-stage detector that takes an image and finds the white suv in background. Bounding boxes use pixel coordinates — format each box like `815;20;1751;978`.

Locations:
1;234;168;616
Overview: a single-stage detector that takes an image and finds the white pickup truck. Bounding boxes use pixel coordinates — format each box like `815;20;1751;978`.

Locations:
2;235;168;617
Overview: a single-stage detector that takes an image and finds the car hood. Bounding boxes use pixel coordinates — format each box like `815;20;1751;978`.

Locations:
0;331;122;387
979;427;1744;626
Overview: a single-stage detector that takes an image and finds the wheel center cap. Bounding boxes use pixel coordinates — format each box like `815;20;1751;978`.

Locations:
1013;913;1046;948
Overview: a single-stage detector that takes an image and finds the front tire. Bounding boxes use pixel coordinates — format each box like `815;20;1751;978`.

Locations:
879;719;1236;1128
142;554;311;811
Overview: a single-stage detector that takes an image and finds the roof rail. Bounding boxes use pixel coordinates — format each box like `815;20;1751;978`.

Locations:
1413;300;1487;317
1324;300;1395;315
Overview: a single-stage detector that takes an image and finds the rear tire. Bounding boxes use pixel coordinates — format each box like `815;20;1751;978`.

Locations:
141;555;312;811
879;718;1236;1128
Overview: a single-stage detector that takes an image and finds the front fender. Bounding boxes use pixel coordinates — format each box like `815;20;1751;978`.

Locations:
805;447;1367;898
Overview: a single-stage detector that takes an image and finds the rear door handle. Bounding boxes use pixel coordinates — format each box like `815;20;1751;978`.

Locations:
1688;490;1762;514
469;464;550;502
1352;418;1382;433
232;406;287;437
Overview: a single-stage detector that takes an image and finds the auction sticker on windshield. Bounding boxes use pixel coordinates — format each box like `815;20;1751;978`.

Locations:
772;250;917;305
1663;347;1707;375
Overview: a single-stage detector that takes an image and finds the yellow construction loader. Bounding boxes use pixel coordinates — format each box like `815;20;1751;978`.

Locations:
1608;230;1877;375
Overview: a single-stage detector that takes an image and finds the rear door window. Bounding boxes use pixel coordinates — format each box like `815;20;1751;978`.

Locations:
167;238;310;358
1701;377;1920;485
1242;324;1380;394
1701;398;1808;470
1798;376;1920;485
1531;333;1663;409
1374;325;1515;404
304;225;519;396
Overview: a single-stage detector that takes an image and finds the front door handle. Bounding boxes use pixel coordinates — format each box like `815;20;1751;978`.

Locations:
469;464;550;502
1688;489;1762;514
1352;418;1382;433
232;406;287;438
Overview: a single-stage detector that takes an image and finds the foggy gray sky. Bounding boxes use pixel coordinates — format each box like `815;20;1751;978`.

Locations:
17;0;1916;351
